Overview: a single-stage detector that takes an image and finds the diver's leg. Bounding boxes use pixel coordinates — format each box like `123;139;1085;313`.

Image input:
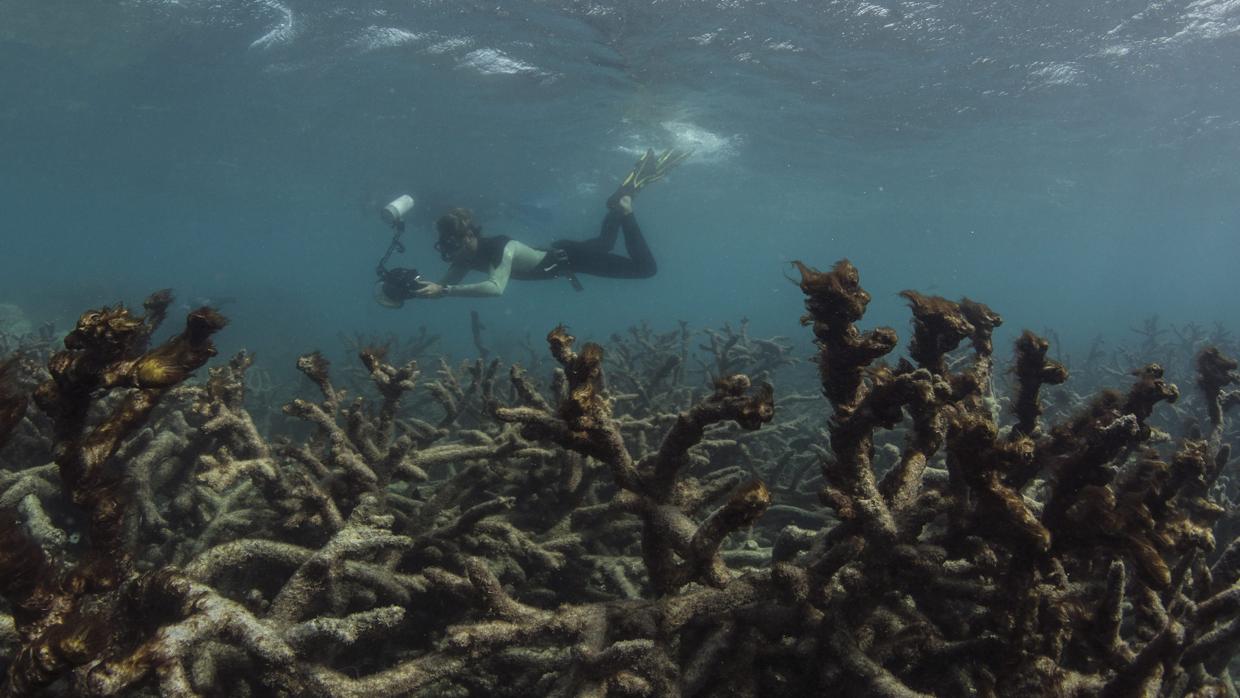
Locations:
564;211;656;279
614;212;656;277
552;208;620;251
584;208;624;250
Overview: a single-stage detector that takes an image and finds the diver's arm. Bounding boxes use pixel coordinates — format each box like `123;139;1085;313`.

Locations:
416;265;470;299
442;242;516;298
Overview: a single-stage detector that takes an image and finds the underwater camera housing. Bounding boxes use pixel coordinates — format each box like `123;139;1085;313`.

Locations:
374;194;422;308
375;267;427;308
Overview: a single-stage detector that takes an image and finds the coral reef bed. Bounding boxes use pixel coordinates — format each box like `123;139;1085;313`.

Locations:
1;261;1238;697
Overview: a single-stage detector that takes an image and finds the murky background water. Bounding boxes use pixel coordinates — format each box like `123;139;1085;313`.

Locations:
2;0;1237;362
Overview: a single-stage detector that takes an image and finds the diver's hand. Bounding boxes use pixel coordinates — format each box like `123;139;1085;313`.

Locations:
415;282;446;299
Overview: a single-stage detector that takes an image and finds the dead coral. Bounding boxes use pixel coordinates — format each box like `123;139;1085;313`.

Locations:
1012;329;1069;438
3;294;228;695
1;268;1238;697
789;259;1238;696
0;359;26;447
493;325;775;594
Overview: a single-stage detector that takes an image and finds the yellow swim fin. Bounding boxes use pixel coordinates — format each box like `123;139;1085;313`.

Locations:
608;147;693;209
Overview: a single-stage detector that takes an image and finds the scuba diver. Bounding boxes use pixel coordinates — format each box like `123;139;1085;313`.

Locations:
374;148;691;307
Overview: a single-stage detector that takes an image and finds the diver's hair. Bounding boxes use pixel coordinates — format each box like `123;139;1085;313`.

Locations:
435;208;482;262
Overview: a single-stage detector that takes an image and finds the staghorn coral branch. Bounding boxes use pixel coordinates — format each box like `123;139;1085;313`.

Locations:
643;374;773;498
286;606;406;652
76;571;300;697
898;291;974;376
793;260;899;411
3;299;229;696
1197;346;1240;461
0;463;58;510
947;413;1050;554
0;358;27;446
305;655;468;697
4;269;1238;696
185;537;429;603
494;404;640;490
507;364;552;412
283;399;380;489
1011;330;1069;438
267;498;414;624
685;480;772;587
498;327;780;594
296;351;340;413
15;493;67;556
358;347;419;441
401;439;519;478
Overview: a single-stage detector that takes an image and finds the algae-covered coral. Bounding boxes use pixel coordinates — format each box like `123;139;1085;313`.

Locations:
0;267;1238;697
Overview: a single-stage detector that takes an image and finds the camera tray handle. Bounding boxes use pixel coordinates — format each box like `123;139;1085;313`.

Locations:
376;219;407;277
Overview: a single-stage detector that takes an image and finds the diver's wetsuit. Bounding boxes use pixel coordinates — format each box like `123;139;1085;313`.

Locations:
553;209;656;279
438;210;655;297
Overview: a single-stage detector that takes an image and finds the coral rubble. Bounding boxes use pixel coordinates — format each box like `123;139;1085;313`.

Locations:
0;267;1238;696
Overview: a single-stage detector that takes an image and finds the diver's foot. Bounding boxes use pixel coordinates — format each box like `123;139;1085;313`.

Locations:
614;194;633;216
606;184;634;211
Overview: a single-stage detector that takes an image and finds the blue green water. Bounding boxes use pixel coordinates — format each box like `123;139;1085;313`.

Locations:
2;1;1237;364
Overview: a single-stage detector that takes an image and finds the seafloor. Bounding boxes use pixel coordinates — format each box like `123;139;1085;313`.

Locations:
1;259;1238;697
